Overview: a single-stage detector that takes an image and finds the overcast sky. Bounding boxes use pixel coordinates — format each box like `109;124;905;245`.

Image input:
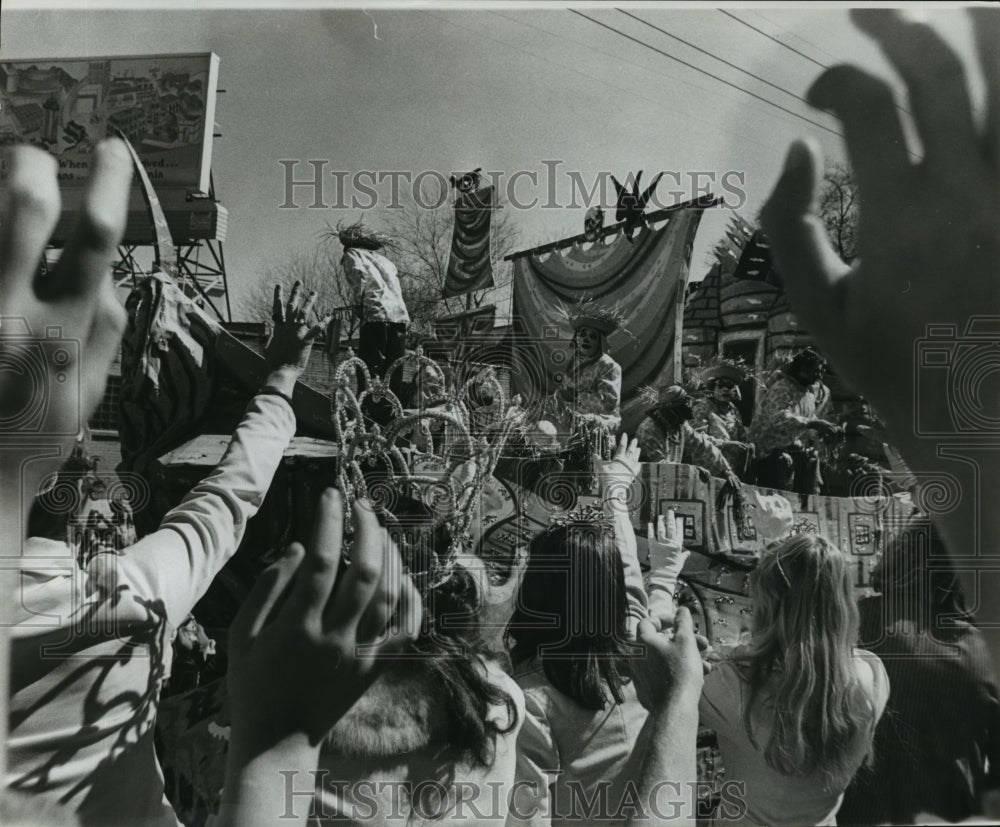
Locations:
0;3;984;318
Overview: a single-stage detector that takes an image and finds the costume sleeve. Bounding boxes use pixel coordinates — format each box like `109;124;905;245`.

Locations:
576;359;622;420
751;380;812;452
362;275;386;318
510;691;556;827
690;398;714;435
635;417;667;463
118;394;296;628
692;402;736;444
342;248;367;306
682;423;734;479
730;412;748;443
815;382;832;419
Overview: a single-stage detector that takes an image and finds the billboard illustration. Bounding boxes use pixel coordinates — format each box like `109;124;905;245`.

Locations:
0;52;219;195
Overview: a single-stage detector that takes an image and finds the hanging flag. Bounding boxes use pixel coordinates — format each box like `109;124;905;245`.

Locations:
443;185;496;298
511;202;706;434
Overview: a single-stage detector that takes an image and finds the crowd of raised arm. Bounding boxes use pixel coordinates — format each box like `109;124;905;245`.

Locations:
3;8;999;827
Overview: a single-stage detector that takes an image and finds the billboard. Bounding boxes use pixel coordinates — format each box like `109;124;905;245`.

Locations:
0;52;219;195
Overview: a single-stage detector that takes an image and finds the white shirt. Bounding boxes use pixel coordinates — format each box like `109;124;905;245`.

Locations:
342;248;410;324
6;394;296;826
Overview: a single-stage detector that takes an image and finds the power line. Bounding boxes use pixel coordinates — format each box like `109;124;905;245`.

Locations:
487;9;719;103
621;9;818;111
570;9;844;139
718;9;915;121
425;10;714;114
718;9;829;69
436;9;789;159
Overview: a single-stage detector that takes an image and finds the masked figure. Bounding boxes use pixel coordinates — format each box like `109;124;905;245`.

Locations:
635;384;741;489
751;347;842;495
555;309;623;437
692;363;753;477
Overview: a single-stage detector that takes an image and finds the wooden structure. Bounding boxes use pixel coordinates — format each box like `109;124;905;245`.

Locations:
682;215;866;426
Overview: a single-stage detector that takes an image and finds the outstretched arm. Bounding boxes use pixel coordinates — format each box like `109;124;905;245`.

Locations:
684;425;741;489
116;283;330;627
760;8;1000;662
599;434;648;634
629;608;704;827
0;140;132;807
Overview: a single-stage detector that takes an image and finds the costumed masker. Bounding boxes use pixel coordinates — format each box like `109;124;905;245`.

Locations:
691;361;754;477
529;299;624;486
635;384;741;489
750;346;842;495
554;299;624;446
338;221;410;402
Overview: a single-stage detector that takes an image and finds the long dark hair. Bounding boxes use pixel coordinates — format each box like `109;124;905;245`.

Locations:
386;499;518;769
506;522;632;710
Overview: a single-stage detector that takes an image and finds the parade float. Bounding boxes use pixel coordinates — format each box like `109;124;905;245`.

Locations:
107;149;923;823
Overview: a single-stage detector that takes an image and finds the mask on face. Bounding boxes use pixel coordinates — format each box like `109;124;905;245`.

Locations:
574;327;601;359
584;207;605;243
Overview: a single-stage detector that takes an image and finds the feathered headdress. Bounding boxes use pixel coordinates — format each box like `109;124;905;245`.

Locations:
328;218;394;251
686;355;758;391
559;296;630;336
636;382;691;413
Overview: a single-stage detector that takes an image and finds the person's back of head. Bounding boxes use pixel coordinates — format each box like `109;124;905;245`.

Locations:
377;496;518;770
507;520;632;710
738;533;875;784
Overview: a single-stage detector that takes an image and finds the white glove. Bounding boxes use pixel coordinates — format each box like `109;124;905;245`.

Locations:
647;508;690;625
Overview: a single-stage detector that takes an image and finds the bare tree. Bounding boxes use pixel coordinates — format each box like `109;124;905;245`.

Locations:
244;185;522;341
378;182;522;333
818;162;859;264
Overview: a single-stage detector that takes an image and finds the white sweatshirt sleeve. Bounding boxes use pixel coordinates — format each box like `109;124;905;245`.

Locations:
117;394;296;627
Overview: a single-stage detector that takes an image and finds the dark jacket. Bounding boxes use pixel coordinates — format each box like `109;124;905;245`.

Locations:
838;595;1000;824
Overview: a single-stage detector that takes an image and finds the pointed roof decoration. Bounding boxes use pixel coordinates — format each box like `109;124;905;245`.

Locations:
734;229;782;286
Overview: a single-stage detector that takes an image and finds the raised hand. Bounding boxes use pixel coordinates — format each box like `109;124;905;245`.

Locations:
760;8;1000;716
646;509;691;627
633;607;704;713
629;607;704;826
647;511;690;576
760;9;999;445
226;490;422;750
0;138;133;809
0;141;132;469
598;433;642;504
265;280;332;375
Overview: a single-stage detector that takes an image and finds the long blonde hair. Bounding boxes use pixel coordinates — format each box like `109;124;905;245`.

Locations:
736;534;874;784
